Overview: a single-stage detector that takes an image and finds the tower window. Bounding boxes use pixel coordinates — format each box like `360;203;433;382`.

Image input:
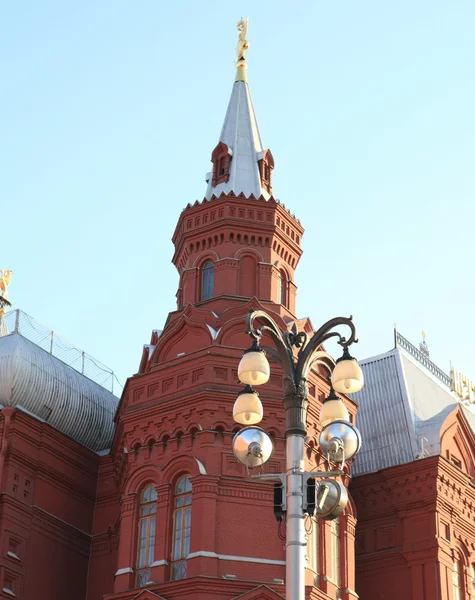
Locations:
136;484;157;587
278;270;287;307
258;150;274;194
171;475;192;581
453;559;462;600
211;142;232;187
201;261;214;301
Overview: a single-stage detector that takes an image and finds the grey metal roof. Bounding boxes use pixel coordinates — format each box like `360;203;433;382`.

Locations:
353;337;468;476
352;348;417;475
0;332;118;451
204;80;270;201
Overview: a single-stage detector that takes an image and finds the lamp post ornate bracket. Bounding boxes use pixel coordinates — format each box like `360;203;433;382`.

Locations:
245;309;359;435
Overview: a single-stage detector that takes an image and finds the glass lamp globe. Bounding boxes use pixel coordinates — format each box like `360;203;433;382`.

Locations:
238;342;270;386
233;386;263;425
331;347;364;394
320;388;349;428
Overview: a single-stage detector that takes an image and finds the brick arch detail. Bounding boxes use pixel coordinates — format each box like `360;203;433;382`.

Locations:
153;316;213;364
192;250;220;268
234;247;264;262
124;466;161;496
160;454;206;484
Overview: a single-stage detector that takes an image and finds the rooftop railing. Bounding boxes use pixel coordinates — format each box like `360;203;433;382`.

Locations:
1;309;119;394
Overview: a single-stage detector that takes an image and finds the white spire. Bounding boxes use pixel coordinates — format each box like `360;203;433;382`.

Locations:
204;20;273;200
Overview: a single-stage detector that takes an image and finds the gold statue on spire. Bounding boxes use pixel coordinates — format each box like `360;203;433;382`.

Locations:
237;18;249;60
235;17;249;82
0;269;12;318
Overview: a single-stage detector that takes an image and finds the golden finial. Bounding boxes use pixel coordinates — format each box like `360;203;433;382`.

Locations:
0;269;12;319
236;17;249;82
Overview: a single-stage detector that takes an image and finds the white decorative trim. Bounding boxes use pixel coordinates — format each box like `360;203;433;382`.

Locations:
2;588;16;597
115;567;134;576
187;550;285;565
194;457;207;475
7;551;20;561
150;560;168;567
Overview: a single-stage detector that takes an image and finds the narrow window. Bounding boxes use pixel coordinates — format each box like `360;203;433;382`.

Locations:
453;560;462;600
201;262;214;301
331;518;341;589
278;270;286;306
136;485;157;587
315;518;319;578
306;517;319;583
171;475;192;581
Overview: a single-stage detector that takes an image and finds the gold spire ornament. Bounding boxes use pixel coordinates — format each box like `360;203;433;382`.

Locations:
0;269;12;318
235;17;249;82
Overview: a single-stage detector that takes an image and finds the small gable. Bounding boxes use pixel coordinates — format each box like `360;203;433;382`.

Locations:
231;584;286;600
440;405;475;477
132;590;167;600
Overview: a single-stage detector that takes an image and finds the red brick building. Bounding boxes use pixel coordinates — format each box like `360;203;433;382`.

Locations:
352;331;475;600
0;37;358;600
1;26;474;600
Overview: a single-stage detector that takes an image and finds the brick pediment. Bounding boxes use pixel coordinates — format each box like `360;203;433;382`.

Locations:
231;584;285;600
132;590;167;600
440;404;475;477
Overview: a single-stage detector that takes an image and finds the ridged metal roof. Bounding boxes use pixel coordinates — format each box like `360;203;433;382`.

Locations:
0;332;118;451
352;349;417;476
353;340;468;476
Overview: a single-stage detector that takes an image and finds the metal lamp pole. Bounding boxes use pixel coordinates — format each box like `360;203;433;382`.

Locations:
241;310;361;600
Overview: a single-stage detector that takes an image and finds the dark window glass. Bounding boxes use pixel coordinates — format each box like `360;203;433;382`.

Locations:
171;476;192;581
136;485;157;587
201;262;214;301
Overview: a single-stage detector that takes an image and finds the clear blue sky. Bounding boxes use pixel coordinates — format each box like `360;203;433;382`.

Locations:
2;1;474;391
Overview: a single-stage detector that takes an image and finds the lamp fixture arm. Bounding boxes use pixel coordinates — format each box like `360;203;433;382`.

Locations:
246;310;295;380
295;316;358;383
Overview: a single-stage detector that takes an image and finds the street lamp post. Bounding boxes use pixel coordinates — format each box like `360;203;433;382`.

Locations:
231;309;364;600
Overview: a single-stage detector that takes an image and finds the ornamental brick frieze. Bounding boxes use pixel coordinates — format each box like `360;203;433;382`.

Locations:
91;528;119;556
190;476;220;498
155;482;172;505
218;484;274;504
214;258;239;270
356;552;406;573
31;507;91;557
7;430;98;480
33;464;96;506
120;493;137;515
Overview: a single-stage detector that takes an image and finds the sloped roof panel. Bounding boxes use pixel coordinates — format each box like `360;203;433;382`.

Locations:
0;332;118;451
353;349;416;475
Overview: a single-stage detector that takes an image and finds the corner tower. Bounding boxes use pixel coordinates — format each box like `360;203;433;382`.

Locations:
97;21;358;600
172;19;303;316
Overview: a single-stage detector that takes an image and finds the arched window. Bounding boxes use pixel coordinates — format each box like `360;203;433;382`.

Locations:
171;475;192;581
453;559;463;600
136;484;157;587
201;261;214;301
331;518;341;589
278;270;287;306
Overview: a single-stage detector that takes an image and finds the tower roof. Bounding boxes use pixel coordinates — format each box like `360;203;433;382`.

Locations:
205;20;273;200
